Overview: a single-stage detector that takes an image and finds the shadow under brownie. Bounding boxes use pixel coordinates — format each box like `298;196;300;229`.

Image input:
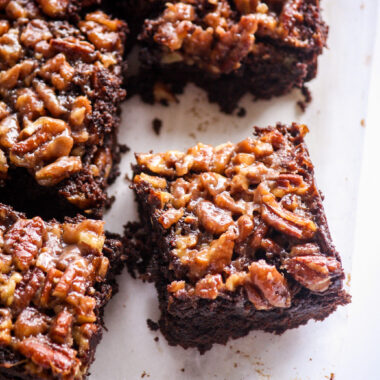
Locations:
127;123;350;353
0;203;124;379
0;0;127;220
125;0;328;113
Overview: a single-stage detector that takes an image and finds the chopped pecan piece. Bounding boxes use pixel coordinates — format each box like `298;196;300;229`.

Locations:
35;156;82;186
62;219;105;252
256;182;317;239
4;217;45;271
18;336;80;377
10;117;73;170
50;309;73;345
0;308;12;345
195;274;224;299
14;307;50;339
196;200;234;235
247;260;291;308
283;255;342;292
181;228;236;279
159;208;184;229
167;280;185;294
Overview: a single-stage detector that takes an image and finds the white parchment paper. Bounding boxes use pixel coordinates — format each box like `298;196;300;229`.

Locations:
91;1;378;379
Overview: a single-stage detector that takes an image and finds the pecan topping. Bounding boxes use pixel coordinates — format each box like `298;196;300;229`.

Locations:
134;125;342;304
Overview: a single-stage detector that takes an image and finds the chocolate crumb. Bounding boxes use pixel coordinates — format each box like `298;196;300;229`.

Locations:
234;363;238;368
147;319;160;331
237;107;246;117
141;371;150;378
181;368;185;372
154;337;159;342
330;373;335;380
152;118;163;135
119;144;130;154
297;86;312;111
105;195;116;210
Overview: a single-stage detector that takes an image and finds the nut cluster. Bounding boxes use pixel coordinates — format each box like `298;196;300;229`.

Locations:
0;204;109;379
141;0;317;74
134;124;343;310
0;1;126;209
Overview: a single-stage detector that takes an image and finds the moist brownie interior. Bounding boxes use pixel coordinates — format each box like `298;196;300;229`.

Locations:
124;0;328;113
0;0;127;220
0;203;124;380
128;123;350;353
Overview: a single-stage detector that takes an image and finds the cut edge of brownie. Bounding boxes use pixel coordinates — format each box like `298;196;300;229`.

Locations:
126;122;351;353
0;204;125;379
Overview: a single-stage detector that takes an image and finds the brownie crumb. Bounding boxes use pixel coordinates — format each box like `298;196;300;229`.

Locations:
181;368;185;372
105;195;116;210
119;144;131;154
154;337;159;342
234;363;238;368
330;374;335;380
237;107;246;117
297;86;312;112
141;371;150;378
147;319;160;331
152;118;163;135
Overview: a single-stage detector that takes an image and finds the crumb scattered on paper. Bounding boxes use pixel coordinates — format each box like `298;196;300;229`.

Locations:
147;319;160;331
152;118;163;135
361;118;366;127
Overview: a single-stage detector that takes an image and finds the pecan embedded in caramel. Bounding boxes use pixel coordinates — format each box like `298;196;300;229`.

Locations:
283;255;342;292
4;217;45;271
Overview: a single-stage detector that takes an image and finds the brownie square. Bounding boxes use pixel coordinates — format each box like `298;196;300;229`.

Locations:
129;123;350;353
0;1;127;219
0;203;124;379
126;0;328;113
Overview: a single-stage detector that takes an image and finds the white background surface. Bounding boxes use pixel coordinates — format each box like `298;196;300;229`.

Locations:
92;1;379;379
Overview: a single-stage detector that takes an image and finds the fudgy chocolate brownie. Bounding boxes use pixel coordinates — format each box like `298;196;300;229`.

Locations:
126;0;327;113
128;123;350;353
0;1;127;219
0;203;124;379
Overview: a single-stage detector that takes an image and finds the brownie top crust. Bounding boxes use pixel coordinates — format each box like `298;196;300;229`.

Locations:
133;124;345;310
0;1;126;212
0;204;114;379
139;0;327;74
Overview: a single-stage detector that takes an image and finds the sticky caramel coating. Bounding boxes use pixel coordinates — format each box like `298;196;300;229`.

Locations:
0;204;111;379
140;0;324;74
133;124;343;310
0;1;126;210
